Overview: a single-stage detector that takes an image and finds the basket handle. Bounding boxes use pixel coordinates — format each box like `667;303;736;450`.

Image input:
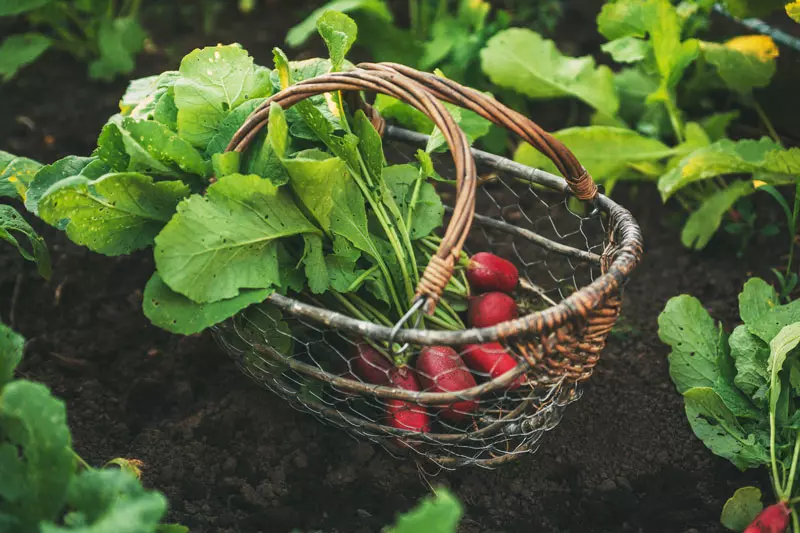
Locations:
225;68;477;314
356;63;600;203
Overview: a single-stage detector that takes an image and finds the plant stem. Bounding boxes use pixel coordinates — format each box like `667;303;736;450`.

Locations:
347;293;394;327
346;264;380;293
72;450;92;471
664;95;685;144
786;431;800;498
437;298;465;329
772;410;785;499
792;507;799;533
788;180;800;277
753;98;782;146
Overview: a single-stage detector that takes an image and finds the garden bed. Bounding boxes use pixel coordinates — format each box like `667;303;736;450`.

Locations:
0;2;788;532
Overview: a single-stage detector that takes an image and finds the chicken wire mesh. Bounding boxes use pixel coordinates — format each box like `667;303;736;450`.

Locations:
211;129;619;469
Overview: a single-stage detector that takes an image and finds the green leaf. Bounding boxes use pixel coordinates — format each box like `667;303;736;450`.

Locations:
40;469;166;533
39;172;189;256
767;323;800;418
284;151;350;235
302;234;329;294
0;0;53;16
481;29;619;116
0;205;51;278
601;37;650;63
317;11;357;71
721;486;763;532
383;164;444;240
204;98;266;156
0;150;41;199
212;151;240;178
386;488;463;533
739;278;780;327
0;381;74;530
26;156;108;215
119;72;180;124
730;325;770;407
88;18;146;81
143;273;270;335
659;138;800;200
96;116;210;179
748;299;800;343
683;387;769;470
681;180;753;250
154;173;320;303
0;322;24;388
174;45;272;148
514;126;673;183
0;33;52;81
285;0;392;48
659;295;722;393
701;37;777;94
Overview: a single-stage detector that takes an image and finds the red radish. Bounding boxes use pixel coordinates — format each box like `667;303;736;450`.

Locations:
744;502;790;533
416;346;478;422
462;343;524;389
467;252;519;293
351;342;392;385
469;292;519;328
386;366;430;433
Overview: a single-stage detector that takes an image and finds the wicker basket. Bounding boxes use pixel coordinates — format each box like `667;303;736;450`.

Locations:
212;64;643;469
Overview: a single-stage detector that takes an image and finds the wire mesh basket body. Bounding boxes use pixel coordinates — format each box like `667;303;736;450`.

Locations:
212;65;643;469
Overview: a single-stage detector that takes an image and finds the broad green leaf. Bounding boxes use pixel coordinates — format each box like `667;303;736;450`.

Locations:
714;330;761;420
0;205;51;278
96;116;210;178
739;278;780;327
721;486;762;532
119;71;180;123
514;126;674;183
317;11;357;71
0;381;74;530
0;33;51;81
788;1;800;22
0;150;41;199
154;173;320;303
749;299;800;343
601;37;649;63
88;18;146;81
40;469;166;533
175;45;271;148
683;387;769;470
241;103;291;185
730;325;770;408
143;273;270;335
283;151;351;235
39;172;189;256
26;156;108;215
598;0;699;96
211;152;240;177
701;36;778;94
0;0;53;16
768;323;800;417
658;138;800;200
0;322;23;388
658;295;722;392
285;0;392;48
354;109;384;182
480;28;619;116
681;180;753;250
386;488;463;533
204;98;266;156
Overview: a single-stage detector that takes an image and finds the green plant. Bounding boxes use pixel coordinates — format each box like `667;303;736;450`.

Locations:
659;278;800;531
0;0;146;82
383;488;462;532
0;320;185;532
468;0;799;264
2;13;488;347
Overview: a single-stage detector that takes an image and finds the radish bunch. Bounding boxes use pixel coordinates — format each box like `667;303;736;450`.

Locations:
347;252;525;436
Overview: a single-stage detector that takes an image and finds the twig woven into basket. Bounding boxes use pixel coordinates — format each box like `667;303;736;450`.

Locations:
213;64;643;469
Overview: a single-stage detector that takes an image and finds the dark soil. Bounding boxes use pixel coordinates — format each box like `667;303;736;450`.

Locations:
0;2;793;532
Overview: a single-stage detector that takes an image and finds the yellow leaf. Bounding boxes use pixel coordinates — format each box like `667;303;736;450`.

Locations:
787;1;800;23
753;179;767;188
724;35;779;62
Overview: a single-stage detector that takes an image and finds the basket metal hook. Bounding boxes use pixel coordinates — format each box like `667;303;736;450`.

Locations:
389;296;426;355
